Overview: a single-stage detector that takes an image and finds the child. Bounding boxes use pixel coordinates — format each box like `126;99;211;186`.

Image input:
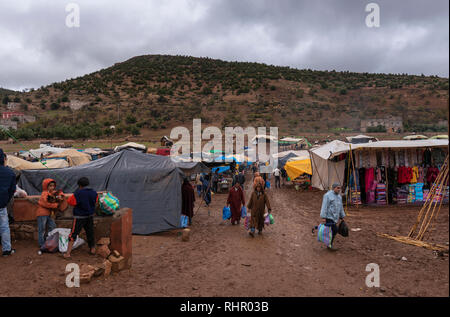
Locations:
36;179;62;249
64;177;98;258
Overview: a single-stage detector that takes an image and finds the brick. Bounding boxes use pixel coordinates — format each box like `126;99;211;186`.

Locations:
108;255;126;272
97;244;111;259
93;266;104;277
80;271;94;284
80;265;96;284
110;208;132;263
182;228;191;242
102;260;112;277
97;237;110;245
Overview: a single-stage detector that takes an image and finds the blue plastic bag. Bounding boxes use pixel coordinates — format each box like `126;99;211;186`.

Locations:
241;206;247;218
180;215;189;228
266;180;271;189
222;206;231;220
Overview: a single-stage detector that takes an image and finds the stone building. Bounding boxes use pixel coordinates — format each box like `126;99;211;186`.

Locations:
361;116;403;133
0;119;18;130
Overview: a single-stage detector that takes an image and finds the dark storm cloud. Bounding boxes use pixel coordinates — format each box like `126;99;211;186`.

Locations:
0;0;448;90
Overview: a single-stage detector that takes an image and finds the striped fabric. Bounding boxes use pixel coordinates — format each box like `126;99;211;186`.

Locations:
99;192;120;215
317;224;333;248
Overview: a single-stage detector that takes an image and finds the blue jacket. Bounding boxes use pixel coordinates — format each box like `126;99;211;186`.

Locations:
0;161;16;208
68;188;98;217
320;190;346;223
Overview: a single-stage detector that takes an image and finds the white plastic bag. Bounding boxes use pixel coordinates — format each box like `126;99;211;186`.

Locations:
48;228;85;253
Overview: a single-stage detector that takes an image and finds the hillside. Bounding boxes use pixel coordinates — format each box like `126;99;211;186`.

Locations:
1;55;448;140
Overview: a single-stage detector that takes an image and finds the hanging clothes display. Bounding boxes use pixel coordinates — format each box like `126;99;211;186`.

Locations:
359;168;366;203
369;151;377;168
404;149;409;167
418;166;424;183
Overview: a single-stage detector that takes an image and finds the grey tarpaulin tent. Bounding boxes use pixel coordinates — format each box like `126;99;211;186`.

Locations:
175;161;210;175
18;149;184;235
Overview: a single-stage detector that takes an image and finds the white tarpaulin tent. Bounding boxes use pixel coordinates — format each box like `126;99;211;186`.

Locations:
310;139;449;191
251;135;278;145
114;142;147;152
19;146;67;159
280;137;303;143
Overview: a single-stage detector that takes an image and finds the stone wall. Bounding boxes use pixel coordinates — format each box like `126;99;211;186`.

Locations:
11;196;132;268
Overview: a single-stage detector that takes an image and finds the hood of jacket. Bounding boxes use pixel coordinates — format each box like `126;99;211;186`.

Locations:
42;178;56;191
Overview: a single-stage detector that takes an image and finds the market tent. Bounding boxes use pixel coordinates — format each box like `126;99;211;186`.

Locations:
403;135;428;140
346;135;378;144
175;161;210;175
251;135;278;145
114;142;147;153
429;135;448;140
47;149;92;166
284;159;312;180
18;149;184;235
274;150;310;168
212;166;231;173
19;146;66;159
7;155;69;170
313;139;448;160
309;139;449;190
280;137;303;143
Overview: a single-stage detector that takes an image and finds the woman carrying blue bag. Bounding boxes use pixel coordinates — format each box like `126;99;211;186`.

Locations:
226;181;245;225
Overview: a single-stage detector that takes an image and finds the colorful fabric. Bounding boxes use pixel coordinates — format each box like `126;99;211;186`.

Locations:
317;223;333;248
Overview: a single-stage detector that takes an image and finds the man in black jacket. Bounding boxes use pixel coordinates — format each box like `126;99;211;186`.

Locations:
0;149;16;256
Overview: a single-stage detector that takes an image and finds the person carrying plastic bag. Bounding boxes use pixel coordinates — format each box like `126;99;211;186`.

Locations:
226;181;245;225
319;183;346;250
247;182;272;237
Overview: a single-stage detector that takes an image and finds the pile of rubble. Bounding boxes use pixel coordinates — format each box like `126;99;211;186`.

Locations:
79;237;129;284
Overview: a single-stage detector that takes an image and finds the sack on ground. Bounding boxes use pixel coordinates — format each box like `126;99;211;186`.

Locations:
222;206;231;220
265;181;271;189
98;192;120;216
241;206;247;218
316;223;333;248
180;215;189;228
48;228;85;253
40;232;59;253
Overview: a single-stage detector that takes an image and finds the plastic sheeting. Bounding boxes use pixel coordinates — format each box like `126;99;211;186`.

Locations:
284;159;312;180
47;149;91;166
18;149;184;235
7;155;69;170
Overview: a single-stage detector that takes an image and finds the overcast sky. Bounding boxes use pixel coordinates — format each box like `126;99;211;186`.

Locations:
0;0;448;91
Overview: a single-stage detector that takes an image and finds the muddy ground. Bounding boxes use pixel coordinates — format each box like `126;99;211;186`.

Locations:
0;173;448;297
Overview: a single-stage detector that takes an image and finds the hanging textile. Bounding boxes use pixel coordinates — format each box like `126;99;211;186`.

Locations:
404;149;409;167
369;151;377;168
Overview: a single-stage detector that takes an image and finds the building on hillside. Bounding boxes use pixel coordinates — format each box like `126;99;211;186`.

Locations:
1;112;35;123
6;102;20;110
360;116;403;133
2;111;24;120
0;119;18;130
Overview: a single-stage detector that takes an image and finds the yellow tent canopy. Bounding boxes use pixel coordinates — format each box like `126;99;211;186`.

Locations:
7;155;69;170
284;159;312;180
47;149;91;166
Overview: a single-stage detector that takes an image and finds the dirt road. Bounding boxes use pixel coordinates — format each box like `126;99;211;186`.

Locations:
0;173;448;297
